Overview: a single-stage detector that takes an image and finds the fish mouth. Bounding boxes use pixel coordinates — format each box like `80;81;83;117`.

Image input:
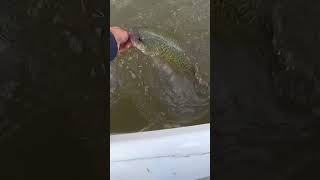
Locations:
130;36;140;48
130;37;143;51
129;30;141;47
129;30;146;53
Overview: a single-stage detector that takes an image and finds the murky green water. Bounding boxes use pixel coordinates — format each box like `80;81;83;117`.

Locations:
110;0;210;133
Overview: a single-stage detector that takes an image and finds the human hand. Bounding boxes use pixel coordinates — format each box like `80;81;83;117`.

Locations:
110;26;132;54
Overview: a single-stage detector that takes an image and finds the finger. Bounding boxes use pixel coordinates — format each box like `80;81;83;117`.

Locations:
119;44;127;53
119;39;131;49
123;41;132;49
119;48;127;53
123;32;130;42
119;34;130;44
124;41;132;49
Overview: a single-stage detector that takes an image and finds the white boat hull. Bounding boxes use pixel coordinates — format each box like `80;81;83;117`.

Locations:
110;123;210;180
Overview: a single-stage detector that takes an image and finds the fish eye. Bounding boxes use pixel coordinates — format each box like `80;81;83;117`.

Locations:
138;37;142;41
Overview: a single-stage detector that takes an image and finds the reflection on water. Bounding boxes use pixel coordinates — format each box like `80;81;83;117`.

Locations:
110;0;210;133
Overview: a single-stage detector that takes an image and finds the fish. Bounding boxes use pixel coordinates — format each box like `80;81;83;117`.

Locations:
130;28;209;96
130;28;195;77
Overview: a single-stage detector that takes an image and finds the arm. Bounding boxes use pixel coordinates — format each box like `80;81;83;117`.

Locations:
110;32;118;62
109;27;132;62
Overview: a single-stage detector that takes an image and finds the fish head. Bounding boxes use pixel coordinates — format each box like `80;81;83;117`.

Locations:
130;28;150;54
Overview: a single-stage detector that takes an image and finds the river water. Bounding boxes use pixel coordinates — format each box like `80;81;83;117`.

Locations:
110;0;210;133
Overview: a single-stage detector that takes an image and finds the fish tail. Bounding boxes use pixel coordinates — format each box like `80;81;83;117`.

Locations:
193;63;210;97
